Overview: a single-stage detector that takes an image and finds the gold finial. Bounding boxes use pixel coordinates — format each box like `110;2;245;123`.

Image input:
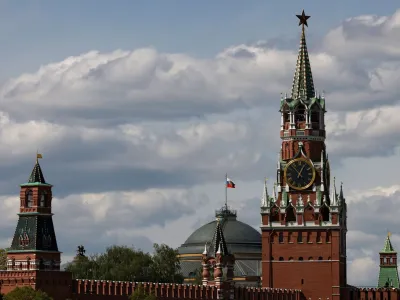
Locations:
36;151;43;163
388;231;392;238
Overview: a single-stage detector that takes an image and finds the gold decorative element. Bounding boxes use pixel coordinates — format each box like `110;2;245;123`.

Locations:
284;157;316;190
36;151;43;163
388;231;392;238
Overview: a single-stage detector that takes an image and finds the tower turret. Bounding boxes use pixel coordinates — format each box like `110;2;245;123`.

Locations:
260;10;347;300
378;232;399;288
7;154;61;271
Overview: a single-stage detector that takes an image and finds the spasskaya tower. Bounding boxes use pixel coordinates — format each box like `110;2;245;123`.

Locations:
260;11;347;300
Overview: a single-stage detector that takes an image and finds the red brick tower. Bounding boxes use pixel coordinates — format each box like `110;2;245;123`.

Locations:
6;153;61;271
0;154;73;300
260;11;347;300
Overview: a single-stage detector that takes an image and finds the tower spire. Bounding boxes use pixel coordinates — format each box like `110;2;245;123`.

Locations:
261;178;270;207
291;10;315;101
29;152;46;184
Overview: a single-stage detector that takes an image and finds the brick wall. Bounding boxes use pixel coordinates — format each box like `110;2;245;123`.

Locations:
71;280;301;300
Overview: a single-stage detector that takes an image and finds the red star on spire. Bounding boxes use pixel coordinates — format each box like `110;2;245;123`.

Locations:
296;10;310;27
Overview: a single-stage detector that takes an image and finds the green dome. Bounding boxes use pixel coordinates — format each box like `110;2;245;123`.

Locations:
178;207;261;256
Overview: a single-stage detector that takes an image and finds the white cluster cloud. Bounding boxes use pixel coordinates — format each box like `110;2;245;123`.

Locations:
0;8;399;287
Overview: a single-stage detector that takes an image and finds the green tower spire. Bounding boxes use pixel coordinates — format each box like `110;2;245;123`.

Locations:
291;10;315;101
377;232;399;288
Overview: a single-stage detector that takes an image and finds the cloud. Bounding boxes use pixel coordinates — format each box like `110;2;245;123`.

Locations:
0;188;208;256
0;8;399;287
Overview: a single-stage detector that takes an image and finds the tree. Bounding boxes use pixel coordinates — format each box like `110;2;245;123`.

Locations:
4;286;52;300
192;267;203;285
66;244;184;283
0;248;8;270
129;284;156;300
95;245;153;281
149;243;184;283
65;253;100;279
66;245;153;282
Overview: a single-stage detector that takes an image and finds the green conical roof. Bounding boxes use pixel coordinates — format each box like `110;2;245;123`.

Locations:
380;234;396;254
291;23;315;101
28;160;46;184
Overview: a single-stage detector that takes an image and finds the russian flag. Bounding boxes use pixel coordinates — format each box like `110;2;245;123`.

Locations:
226;178;236;188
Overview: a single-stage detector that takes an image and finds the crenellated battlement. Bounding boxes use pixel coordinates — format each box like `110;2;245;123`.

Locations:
349;287;400;300
72;280;301;299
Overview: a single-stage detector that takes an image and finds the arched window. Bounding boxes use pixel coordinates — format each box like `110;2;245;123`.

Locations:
288;232;293;243
40;192;47;207
307;232;312;243
311;108;319;124
270;207;280;222
320;205;330;222
279;232;284;243
295;104;306;122
318;256;323;261
270;233;276;243
297;231;303;243
279;257;284;261
303;205;315;222
308;257;313;261
326;231;331;243
285;206;296;222
289;257;294;261
283;112;290;123
26;190;33;208
316;232;321;243
299;257;304;261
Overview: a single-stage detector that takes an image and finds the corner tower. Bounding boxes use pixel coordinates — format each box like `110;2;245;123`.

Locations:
377;233;399;288
6;154;61;271
260;11;347;300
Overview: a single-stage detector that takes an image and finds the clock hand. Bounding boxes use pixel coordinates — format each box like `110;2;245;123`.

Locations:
291;166;303;178
297;165;306;178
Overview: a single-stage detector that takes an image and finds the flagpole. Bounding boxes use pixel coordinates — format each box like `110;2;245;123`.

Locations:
225;173;228;209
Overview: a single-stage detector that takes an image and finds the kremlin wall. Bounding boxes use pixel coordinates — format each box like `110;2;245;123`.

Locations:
1;10;400;300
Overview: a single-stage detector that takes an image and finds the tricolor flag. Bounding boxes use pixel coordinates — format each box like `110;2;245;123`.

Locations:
226;177;236;188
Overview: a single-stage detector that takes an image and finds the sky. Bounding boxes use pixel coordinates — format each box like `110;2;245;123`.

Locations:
0;0;399;287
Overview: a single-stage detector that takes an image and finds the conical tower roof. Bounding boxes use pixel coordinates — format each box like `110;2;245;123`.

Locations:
21;153;51;186
380;233;397;254
28;160;46;184
212;220;229;257
291;10;315;101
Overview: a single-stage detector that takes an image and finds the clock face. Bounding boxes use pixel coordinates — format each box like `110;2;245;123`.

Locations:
284;158;315;190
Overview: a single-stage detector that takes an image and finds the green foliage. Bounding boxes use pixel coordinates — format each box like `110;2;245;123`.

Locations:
0;248;8;270
129;284;157;300
192;267;203;285
4;286;52;300
66;244;184;283
149;243;184;283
